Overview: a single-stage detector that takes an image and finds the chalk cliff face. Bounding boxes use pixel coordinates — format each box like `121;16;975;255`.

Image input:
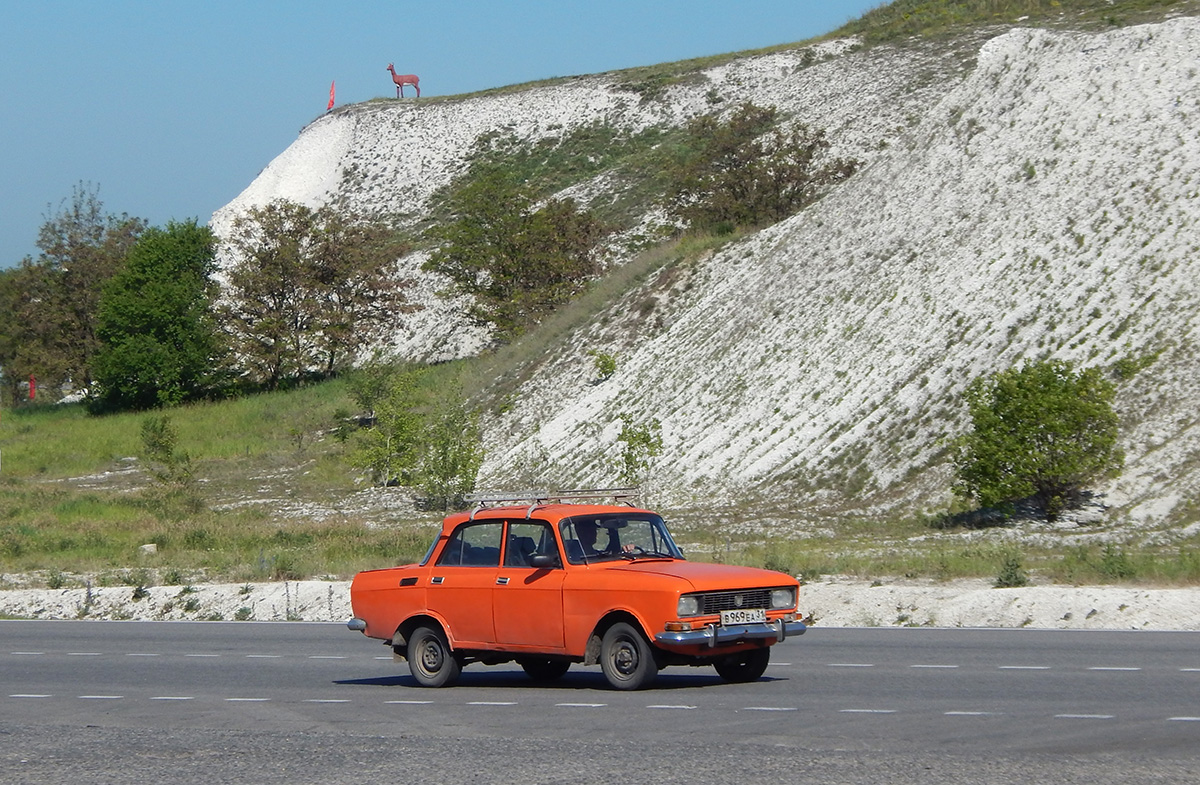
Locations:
213;17;1200;532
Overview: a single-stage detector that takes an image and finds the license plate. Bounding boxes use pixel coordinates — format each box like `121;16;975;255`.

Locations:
720;608;766;626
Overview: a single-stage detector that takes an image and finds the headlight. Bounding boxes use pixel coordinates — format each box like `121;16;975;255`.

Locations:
770;587;796;610
677;595;700;617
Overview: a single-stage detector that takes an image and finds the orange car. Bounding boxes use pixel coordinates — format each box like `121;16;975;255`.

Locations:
348;491;805;690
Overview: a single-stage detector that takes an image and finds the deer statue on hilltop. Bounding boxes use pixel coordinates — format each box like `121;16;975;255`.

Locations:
386;64;420;98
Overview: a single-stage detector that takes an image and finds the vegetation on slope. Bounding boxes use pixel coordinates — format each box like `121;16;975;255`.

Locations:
837;0;1200;42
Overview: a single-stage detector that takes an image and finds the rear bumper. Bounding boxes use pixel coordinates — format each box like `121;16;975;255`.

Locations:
654;618;806;648
347;617;367;632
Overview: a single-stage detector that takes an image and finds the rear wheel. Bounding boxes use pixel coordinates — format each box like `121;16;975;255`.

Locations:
600;622;659;690
714;647;770;683
518;658;571;682
407;625;461;687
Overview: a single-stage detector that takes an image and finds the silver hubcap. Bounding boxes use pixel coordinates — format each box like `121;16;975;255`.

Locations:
419;640;443;673
612;639;638;677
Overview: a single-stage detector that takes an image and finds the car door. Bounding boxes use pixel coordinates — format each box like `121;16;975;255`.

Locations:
493;520;566;649
427;520;502;646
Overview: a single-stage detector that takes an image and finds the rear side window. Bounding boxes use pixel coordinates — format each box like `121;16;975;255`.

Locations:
504;521;557;567
436;522;503;566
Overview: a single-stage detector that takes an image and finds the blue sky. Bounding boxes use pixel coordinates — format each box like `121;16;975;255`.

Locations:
0;0;880;268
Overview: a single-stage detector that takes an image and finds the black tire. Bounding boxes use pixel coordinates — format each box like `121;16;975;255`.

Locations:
600;622;659;690
714;647;770;683
518;658;571;683
407;625;461;687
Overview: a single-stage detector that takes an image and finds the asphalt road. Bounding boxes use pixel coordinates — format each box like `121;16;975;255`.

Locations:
2;621;1199;784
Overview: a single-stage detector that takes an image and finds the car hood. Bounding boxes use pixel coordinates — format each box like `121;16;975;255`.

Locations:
613;559;793;591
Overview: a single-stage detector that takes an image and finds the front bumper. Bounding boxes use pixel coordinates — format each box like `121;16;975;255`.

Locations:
654;618;806;648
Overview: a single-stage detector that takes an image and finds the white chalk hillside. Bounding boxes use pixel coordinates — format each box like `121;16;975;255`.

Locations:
213;17;1200;535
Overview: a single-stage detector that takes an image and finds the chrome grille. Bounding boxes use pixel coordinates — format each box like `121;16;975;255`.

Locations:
699;589;772;614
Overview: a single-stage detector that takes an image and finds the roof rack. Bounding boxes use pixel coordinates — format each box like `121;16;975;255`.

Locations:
464;488;642;520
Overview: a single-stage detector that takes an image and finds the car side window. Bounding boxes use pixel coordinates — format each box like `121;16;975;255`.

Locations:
504;521;556;567
436;522;503;566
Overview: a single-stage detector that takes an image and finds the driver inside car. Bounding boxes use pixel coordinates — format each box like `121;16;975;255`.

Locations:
575;520;607;556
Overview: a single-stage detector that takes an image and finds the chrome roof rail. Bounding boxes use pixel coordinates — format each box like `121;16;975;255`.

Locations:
464;488;642;518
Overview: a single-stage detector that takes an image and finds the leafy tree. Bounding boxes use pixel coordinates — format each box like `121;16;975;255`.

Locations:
424;167;607;340
416;403;485;510
91;220;227;412
221;200;409;388
0;184;145;399
352;366;484;508
305;209;412;375
0;265;41;406
953;359;1124;520
664;103;858;233
353;368;429;488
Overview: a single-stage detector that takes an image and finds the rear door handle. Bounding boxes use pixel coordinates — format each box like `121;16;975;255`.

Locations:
496;576;510;585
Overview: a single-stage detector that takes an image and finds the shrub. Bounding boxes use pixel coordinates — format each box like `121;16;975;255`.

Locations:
588;350;618;382
616;416;663;486
424;167;607;340
953;360;1123;520
663;102;858;232
994;552;1030;588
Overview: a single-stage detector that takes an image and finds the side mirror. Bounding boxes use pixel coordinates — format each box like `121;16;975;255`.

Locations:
529;554;559;570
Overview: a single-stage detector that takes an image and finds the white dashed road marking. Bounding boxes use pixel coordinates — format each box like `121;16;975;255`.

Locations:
9;694;52;699
840;709;896;714
150;696;194;701
78;695;123;700
743;706;798;712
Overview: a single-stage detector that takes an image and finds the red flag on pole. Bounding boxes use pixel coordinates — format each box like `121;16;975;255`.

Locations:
29;375;36;401
327;81;335;111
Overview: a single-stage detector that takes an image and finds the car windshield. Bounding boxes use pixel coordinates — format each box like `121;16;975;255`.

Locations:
559;513;684;564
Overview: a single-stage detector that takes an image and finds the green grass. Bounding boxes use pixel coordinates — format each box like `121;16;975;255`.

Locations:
0;379;442;584
836;0;1200;43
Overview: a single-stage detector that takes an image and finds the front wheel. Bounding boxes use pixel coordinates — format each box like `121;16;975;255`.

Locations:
714;647;770;683
600;622;659;690
407;625;461;687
